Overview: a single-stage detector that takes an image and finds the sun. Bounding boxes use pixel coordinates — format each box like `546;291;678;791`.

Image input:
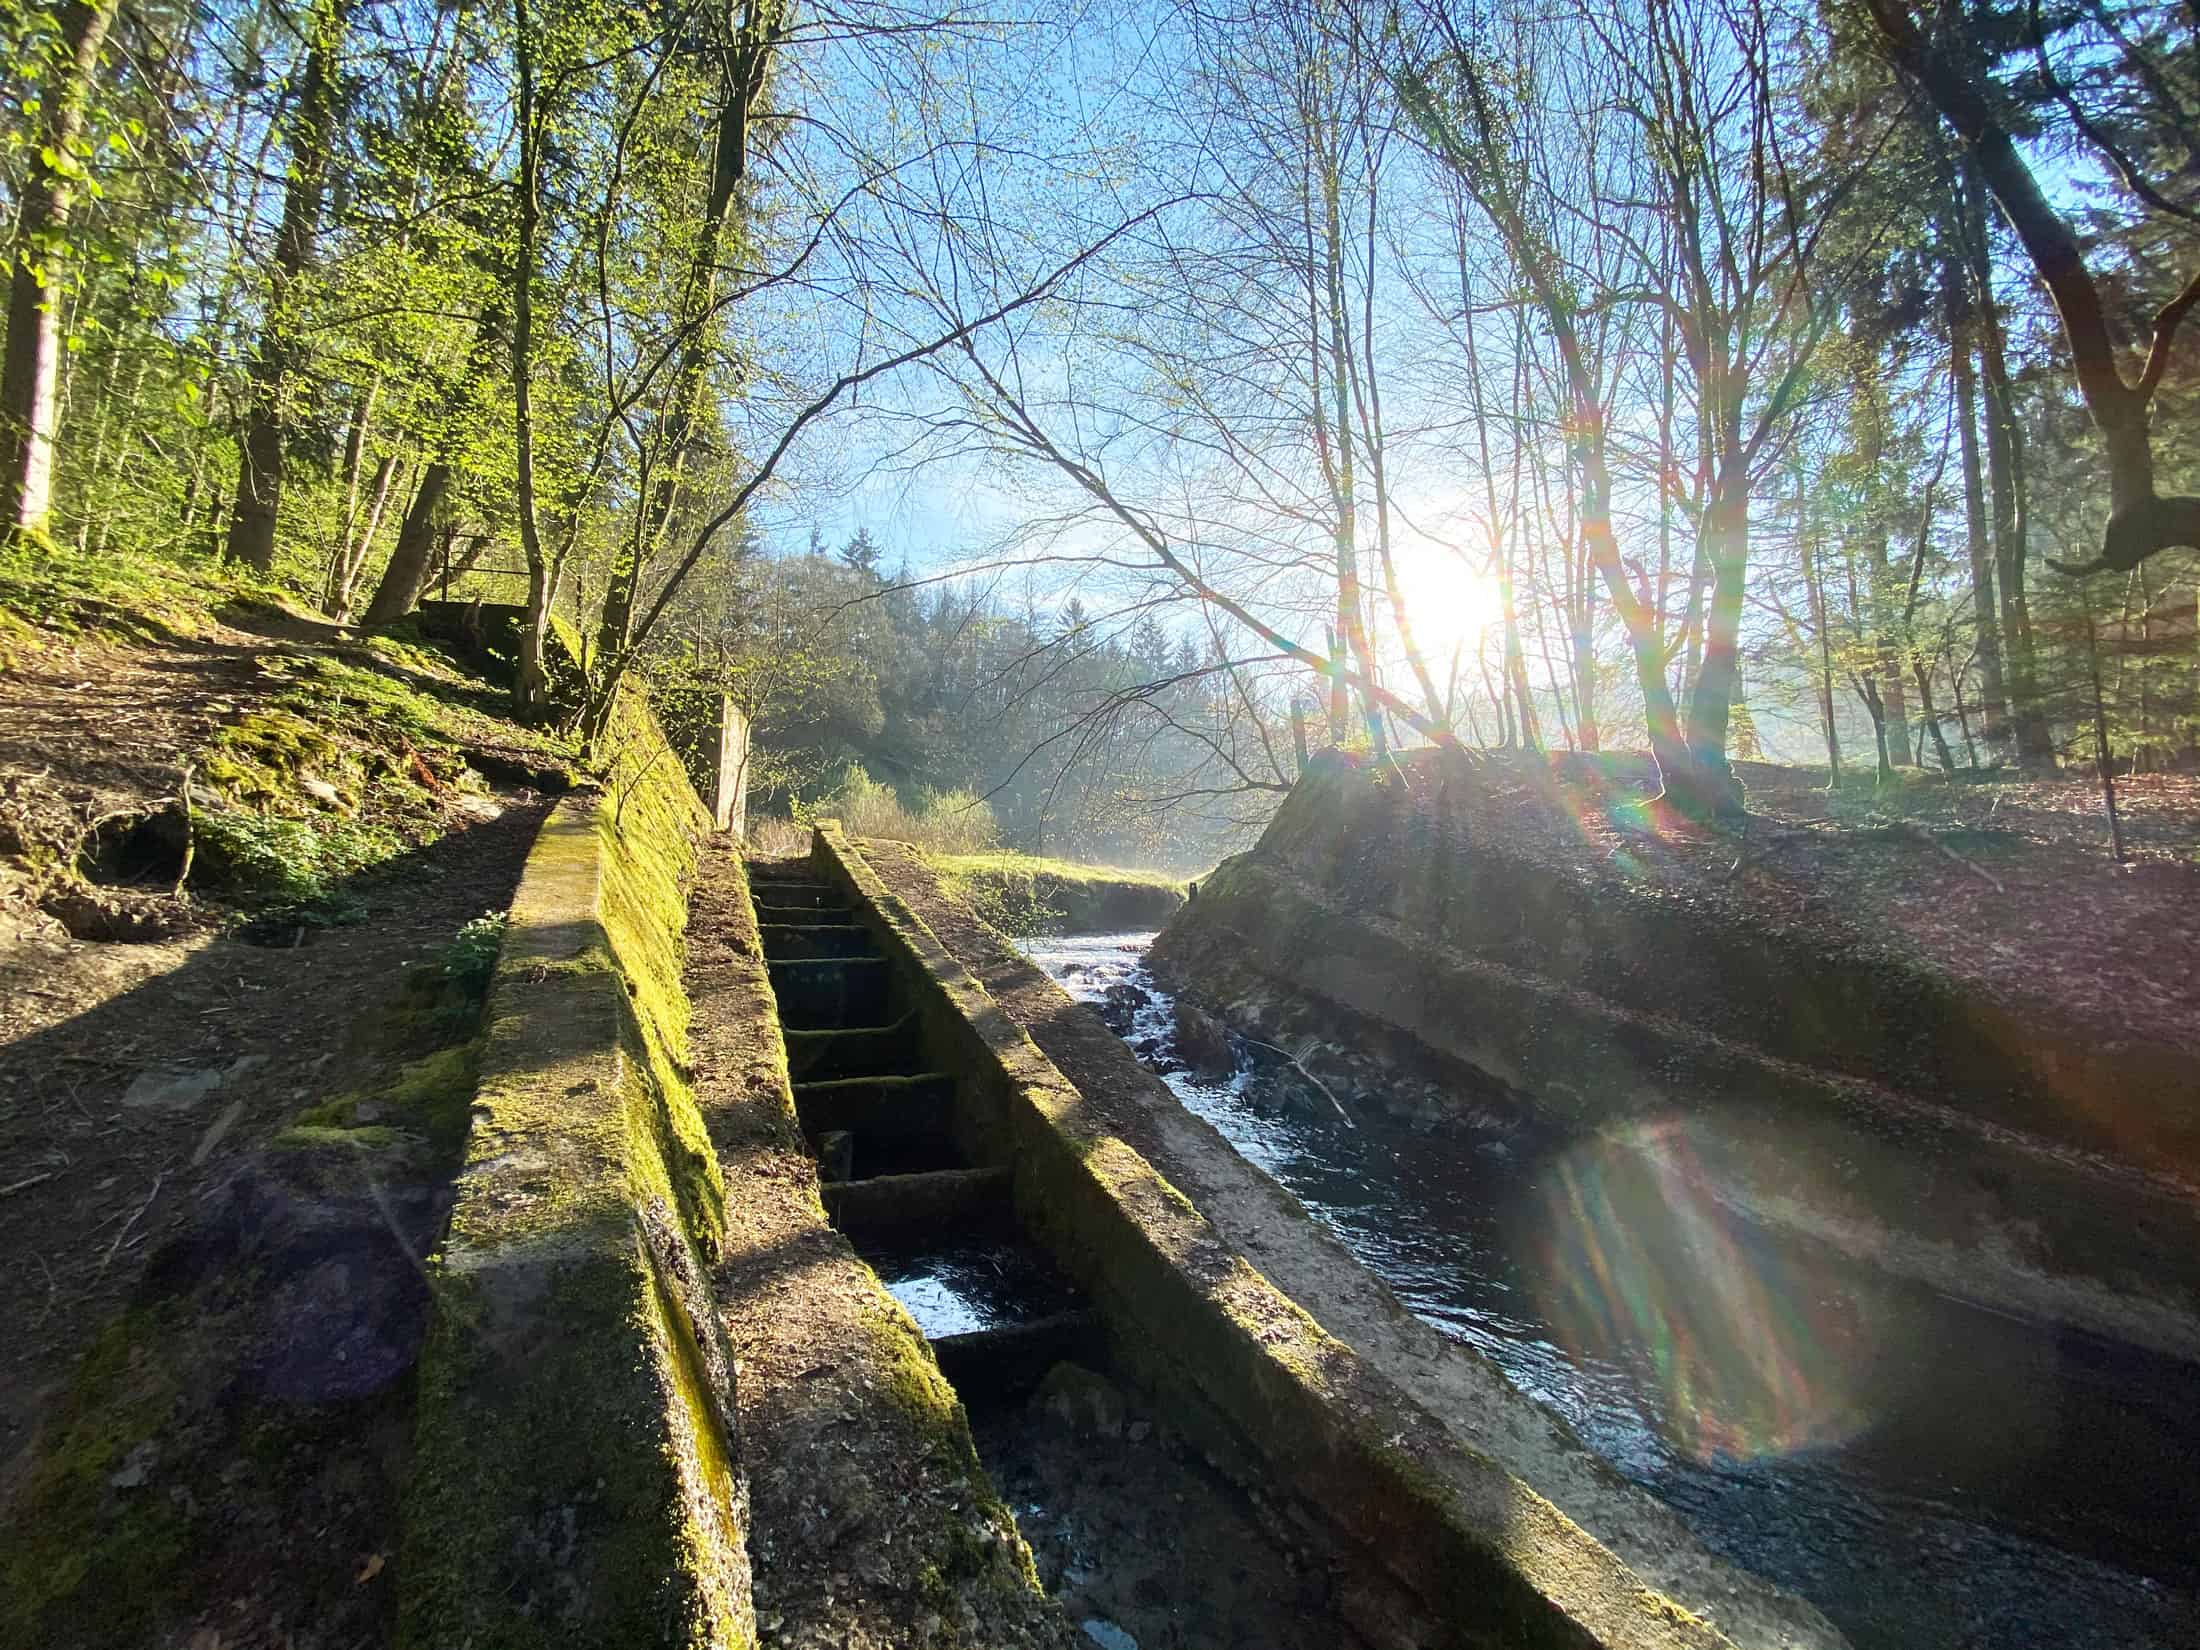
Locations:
1389;540;1509;677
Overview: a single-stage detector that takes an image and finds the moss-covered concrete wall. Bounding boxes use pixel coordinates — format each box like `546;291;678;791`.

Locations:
1146;754;2200;1361
1192;754;2191;1171
812;824;1738;1650
400;690;754;1650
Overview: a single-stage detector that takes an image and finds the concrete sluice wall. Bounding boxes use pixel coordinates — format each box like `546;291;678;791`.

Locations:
806;827;1840;1650
1149;755;2200;1363
391;711;1825;1650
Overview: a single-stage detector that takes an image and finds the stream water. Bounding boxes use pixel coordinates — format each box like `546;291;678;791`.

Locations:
1019;932;2200;1650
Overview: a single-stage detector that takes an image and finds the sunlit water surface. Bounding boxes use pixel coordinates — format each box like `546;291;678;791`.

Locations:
1020;932;2200;1650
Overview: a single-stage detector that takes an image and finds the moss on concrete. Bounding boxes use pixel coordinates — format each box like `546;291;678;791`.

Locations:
399;686;754;1650
289;1040;481;1153
927;851;1186;935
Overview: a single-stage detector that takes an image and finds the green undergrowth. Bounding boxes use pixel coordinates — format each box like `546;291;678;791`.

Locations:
0;535;260;661
2;540;584;925
928;851;1187;936
183;644;576;922
285;1041;482;1155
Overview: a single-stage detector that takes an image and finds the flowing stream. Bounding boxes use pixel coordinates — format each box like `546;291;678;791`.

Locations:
1020;932;2200;1650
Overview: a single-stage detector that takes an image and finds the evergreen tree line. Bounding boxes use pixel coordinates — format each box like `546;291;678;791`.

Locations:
649;531;1292;871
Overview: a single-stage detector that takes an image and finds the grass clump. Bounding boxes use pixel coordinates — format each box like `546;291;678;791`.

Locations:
928;851;1187;936
800;765;1001;854
192;807;401;918
438;911;509;995
282;910;506;1153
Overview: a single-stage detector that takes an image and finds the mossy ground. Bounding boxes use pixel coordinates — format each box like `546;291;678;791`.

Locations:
0;896;513;1650
0;541;582;932
0;536;247;661
0;1308;187;1643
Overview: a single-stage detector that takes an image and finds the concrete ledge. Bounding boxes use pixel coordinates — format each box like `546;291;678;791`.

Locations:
400;697;754;1650
1215;754;2195;1171
1156;853;2200;1361
815;824;1741;1650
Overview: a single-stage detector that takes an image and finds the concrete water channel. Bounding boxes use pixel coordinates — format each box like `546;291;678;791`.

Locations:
750;858;1386;1650
734;830;1854;1650
1020;931;2200;1650
726;831;1892;1650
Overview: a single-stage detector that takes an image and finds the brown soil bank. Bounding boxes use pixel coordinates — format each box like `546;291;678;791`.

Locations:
1148;751;2200;1359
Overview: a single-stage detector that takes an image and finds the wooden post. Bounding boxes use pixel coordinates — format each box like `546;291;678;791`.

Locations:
713;694;750;835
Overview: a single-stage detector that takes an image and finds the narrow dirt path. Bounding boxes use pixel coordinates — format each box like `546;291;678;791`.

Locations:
0;796;550;1485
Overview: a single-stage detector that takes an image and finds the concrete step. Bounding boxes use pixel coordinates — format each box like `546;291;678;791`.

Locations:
794;1072;957;1140
810;1126;966;1183
751;882;848;912
782;1016;923;1081
823;1166;1013;1244
768;956;893;1029
758;922;879;961
931;1311;1106;1403
755;902;853;928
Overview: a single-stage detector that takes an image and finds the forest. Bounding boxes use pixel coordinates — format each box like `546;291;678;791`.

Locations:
3;0;2196;842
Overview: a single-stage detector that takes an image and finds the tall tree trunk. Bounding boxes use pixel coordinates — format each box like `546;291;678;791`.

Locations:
593;23;767;670
1869;530;1914;768
1803;509;1842;782
1317;155;1382;748
1500;533;1540;750
1947;256;2009;749
1681;462;1749;811
360;302;501;625
323;376;379;612
1913;660;1958;774
0;0;124;535
223;0;348;573
510;0;553;717
1962;164;2054;765
329;453;400;622
1982;305;2052;766
363;461;451;624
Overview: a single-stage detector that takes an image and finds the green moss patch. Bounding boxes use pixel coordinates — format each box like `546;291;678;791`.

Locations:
0;1309;187;1645
289;1041;482;1154
0;536;238;662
